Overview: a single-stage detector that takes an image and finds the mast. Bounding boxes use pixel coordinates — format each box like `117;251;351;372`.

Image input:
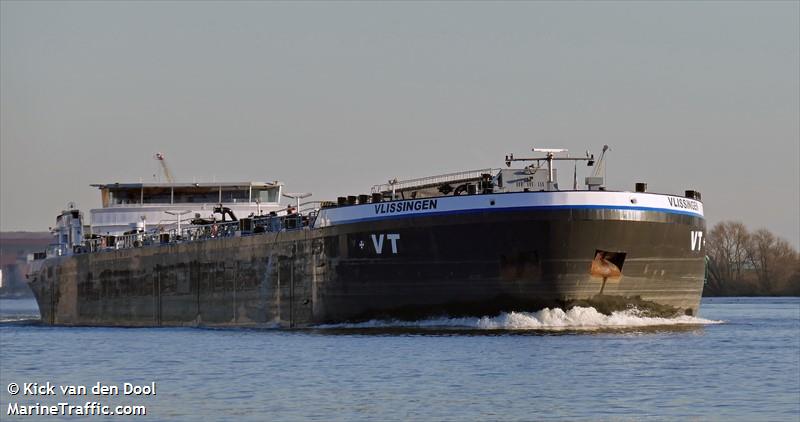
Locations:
504;147;595;191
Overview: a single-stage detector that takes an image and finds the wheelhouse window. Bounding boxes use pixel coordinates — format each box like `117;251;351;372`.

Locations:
142;187;172;204
100;183;278;206
172;187;219;204
256;188;279;203
221;187;250;203
109;189;141;205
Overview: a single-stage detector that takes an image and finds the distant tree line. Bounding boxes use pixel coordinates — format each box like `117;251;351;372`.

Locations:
705;221;800;296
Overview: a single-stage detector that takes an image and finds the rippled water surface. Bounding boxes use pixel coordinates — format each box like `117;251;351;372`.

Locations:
1;297;798;421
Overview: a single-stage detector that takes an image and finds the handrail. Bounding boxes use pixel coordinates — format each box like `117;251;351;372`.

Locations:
66;212;315;256
371;168;498;194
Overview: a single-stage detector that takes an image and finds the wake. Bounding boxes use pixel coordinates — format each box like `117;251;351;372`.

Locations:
0;315;42;325
317;306;723;331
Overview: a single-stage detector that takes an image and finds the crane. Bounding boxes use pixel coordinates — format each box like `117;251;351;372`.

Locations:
591;145;609;178
153;152;175;183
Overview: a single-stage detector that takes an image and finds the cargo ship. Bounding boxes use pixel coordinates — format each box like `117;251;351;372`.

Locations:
26;147;706;327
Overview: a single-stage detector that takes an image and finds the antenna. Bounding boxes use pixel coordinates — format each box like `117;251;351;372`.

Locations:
573;161;578;190
503;147;595;191
153;152;175;183
534;148;565;189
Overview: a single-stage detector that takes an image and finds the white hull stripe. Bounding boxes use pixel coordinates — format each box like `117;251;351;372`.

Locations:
313;191;703;228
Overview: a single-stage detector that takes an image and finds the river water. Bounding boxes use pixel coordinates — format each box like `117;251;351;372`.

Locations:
0;297;798;421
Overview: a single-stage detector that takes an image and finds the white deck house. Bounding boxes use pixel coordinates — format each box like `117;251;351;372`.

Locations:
89;182;284;235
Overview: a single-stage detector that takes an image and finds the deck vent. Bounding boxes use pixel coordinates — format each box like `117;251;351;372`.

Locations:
358;194;369;204
635;182;647;193
586;176;604;190
371;193;383;203
684;190;701;200
337;197;347;206
347;196;357;205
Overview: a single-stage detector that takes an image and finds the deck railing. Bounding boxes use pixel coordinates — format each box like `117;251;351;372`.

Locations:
370;169;498;194
70;212;314;255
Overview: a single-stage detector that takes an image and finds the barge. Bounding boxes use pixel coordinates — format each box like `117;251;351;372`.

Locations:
27;147;706;327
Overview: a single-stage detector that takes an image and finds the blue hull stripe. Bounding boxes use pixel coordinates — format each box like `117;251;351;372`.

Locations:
325;204;703;227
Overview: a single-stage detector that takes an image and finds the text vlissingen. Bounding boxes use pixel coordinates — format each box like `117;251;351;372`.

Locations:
374;199;438;214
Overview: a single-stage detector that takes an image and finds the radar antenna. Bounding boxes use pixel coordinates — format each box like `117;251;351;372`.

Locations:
504;147;594;191
153;152;175;183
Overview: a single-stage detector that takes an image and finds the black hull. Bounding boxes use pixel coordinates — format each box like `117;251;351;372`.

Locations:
29;207;706;327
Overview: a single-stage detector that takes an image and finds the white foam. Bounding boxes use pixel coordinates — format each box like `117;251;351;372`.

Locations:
0;315;41;323
316;306;723;330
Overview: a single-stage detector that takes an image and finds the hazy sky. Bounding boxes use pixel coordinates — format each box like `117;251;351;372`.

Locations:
1;1;798;246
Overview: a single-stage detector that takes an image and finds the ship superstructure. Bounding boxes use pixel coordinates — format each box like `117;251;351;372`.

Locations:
89;181;284;235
